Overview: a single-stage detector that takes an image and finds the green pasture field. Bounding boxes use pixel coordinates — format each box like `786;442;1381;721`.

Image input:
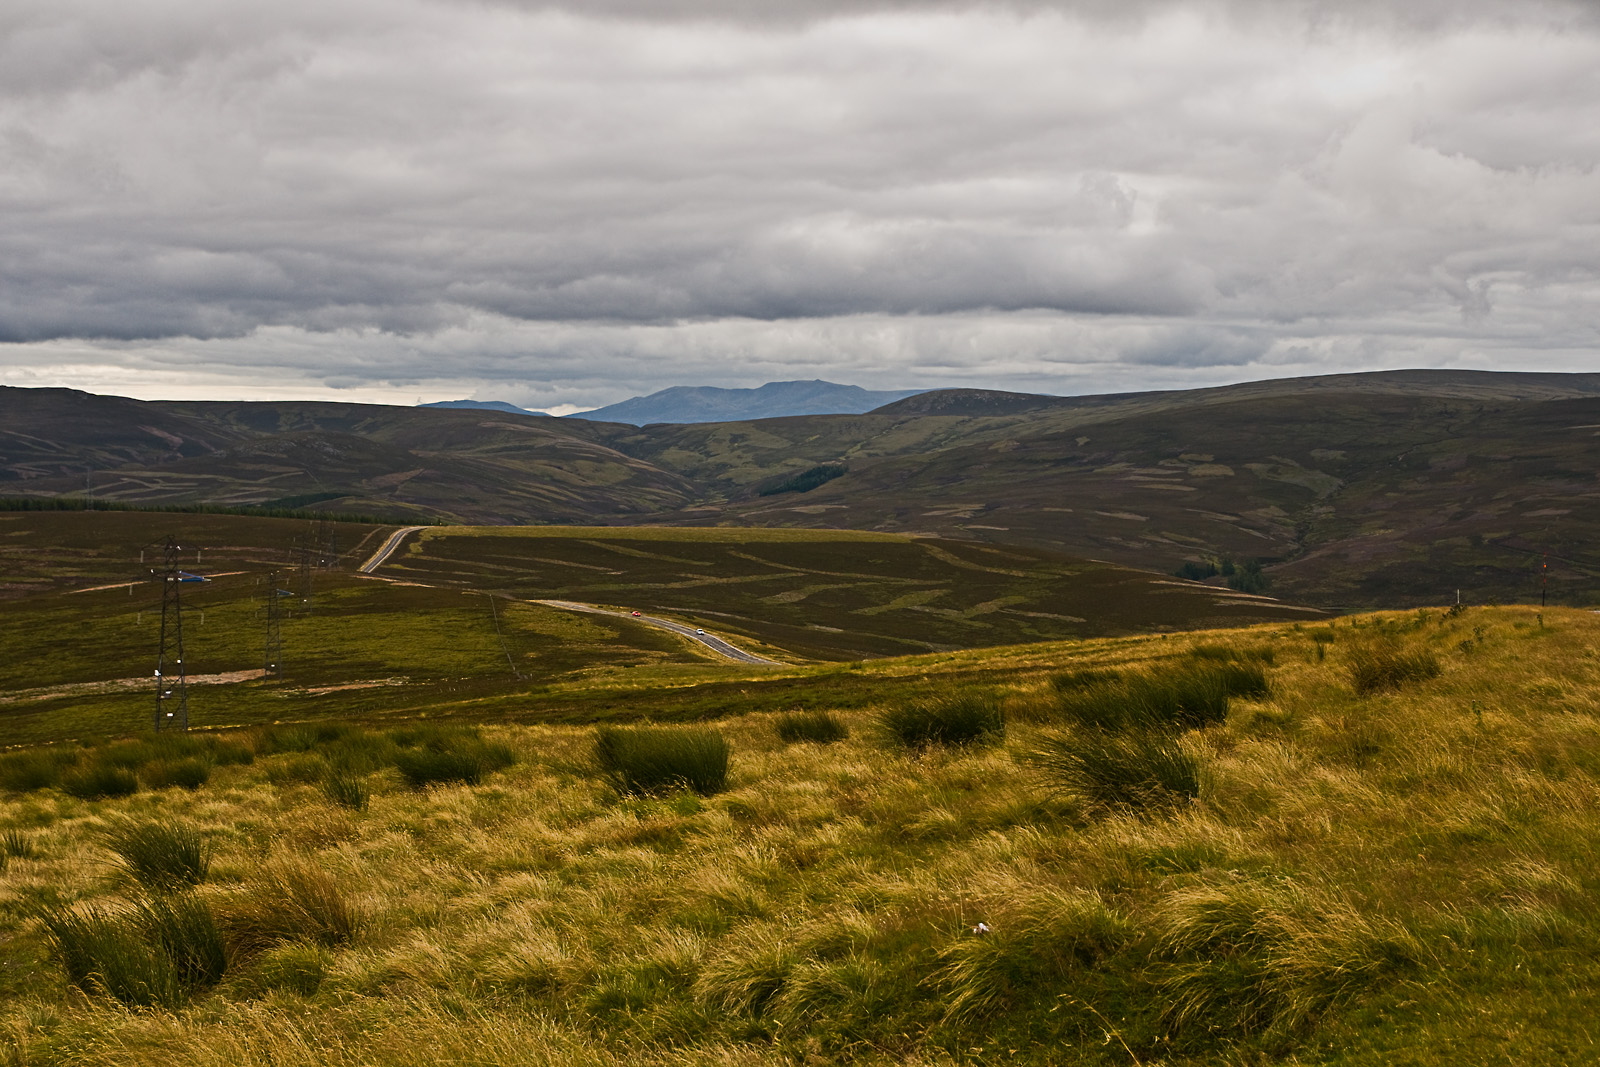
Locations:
1;606;1598;1066
0;571;712;747
383;525;1316;659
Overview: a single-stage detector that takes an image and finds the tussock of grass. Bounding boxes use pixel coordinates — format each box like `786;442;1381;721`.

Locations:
1031;730;1202;812
1;827;35;859
58;762;139;800
593;725;731;796
879;692;1004;750
1151;877;1425;1038
103;820;211;890
36;905;185;1009
1347;641;1442;694
0;748;76;792
774;710;848;745
221;858;362;955
390;725;515;788
134;892;228;988
320;770;369;811
1054;661;1267;734
934;888;1131;1024
140;757;212;791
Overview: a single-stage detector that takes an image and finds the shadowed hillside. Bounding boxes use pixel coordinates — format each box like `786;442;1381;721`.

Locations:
6;370;1600;609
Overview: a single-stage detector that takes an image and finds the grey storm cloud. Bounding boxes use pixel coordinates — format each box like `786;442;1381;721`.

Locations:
1;0;1598;404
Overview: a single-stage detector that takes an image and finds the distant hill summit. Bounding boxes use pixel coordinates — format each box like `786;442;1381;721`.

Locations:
566;380;927;425
419;399;547;416
870;388;1066;417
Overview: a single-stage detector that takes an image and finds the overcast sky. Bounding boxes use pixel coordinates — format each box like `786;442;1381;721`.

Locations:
1;0;1596;412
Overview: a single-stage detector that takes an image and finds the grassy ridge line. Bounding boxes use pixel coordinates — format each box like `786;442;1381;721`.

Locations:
418;524;912;543
0;496;407;525
2;606;1596;1065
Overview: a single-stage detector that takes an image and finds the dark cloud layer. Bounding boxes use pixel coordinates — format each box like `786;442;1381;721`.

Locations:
0;0;1596;406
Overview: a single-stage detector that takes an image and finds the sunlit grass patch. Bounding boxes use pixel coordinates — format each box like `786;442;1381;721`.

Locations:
103;819;211;890
220;858;362;956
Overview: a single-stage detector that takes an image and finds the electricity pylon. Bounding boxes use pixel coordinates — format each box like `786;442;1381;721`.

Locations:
264;569;284;678
154;536;188;732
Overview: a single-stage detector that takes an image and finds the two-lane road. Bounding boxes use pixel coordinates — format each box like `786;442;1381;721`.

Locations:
533;599;782;666
357;528;781;666
358;526;428;573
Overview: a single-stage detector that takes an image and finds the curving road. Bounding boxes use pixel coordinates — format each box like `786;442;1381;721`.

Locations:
533;599;782;666
358;526;428;573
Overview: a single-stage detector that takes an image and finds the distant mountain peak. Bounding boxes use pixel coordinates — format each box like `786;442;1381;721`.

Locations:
869;388;1064;417
566;380;929;426
419;399;546;417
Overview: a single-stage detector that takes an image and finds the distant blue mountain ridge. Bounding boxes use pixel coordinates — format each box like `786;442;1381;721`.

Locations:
419;399;549;416
419;380;930;425
565;380;929;425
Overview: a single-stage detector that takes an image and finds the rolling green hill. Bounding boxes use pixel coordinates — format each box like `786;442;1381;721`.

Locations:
6;369;1600;609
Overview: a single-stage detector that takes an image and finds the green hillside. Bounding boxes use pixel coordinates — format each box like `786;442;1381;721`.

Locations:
1;605;1595;1065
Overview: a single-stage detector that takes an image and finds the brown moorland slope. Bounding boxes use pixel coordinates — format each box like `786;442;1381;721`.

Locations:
5;369;1600;608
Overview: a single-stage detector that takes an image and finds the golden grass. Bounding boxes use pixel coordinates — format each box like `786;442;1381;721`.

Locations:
2;606;1598;1064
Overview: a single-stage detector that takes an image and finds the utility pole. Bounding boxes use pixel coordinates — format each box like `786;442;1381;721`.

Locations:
1542;552;1548;608
294;535;314;615
264;569;284;678
154;536;188;732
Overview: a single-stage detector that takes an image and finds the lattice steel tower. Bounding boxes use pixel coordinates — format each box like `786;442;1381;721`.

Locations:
264;568;284;678
154;536;189;732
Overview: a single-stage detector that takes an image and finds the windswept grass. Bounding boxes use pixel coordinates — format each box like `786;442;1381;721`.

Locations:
774;709;849;745
1053;660;1269;734
1347;640;1442;694
878;692;1004;750
593;725;731;796
1030;730;1202;812
103;820;211;890
133;892;228;989
0;607;1595;1067
221;859;362;956
320;770;369;811
35;905;185;1009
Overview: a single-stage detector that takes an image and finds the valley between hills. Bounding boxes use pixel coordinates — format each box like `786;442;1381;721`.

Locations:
2;371;1600;1066
7;367;1600;611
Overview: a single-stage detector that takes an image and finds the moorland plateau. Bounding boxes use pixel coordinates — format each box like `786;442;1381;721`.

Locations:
6;368;1600;609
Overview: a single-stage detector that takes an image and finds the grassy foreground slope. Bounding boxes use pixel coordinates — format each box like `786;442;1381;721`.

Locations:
2;606;1597;1065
